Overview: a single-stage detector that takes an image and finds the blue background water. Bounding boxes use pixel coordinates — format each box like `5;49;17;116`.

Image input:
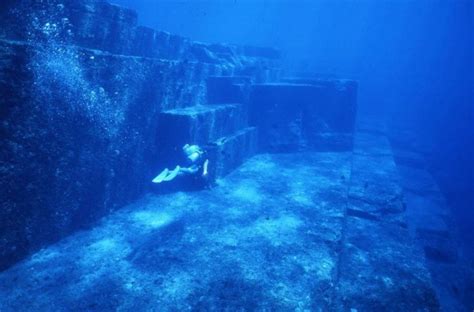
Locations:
115;0;474;257
0;0;473;310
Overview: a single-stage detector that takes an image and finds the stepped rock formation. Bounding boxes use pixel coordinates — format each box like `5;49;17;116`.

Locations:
0;0;280;270
1;0;472;310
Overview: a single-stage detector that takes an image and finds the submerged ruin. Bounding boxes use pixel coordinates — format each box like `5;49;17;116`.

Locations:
0;1;472;310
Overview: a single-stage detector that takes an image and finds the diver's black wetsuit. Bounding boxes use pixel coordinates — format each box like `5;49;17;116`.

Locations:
185;150;210;190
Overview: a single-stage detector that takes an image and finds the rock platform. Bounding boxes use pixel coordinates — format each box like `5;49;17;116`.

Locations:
0;124;443;311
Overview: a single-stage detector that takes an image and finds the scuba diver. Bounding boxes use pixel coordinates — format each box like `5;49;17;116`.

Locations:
152;144;209;187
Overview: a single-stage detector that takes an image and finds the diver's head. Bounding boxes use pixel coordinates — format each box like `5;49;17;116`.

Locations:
183;144;202;162
183;144;201;156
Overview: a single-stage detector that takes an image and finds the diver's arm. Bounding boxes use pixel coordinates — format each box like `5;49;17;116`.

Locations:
202;159;209;177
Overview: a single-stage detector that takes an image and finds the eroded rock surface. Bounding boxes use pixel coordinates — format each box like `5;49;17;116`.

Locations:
0;0;279;271
0;148;441;311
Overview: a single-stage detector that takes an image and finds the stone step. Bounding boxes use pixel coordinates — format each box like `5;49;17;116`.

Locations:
281;77;355;88
389;132;473;311
156;104;245;152
397;165;441;196
206;76;252;104
206;127;257;179
391;148;426;168
71;2;139;55
131;27;190;60
397;166;459;265
249;83;324;153
155;104;247;169
338;130;440;311
0;1;138;53
348;137;405;222
208;76;252;85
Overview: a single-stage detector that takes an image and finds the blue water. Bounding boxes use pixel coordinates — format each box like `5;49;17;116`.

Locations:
0;0;472;311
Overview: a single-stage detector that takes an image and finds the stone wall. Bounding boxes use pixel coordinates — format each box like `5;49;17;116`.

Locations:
0;0;358;272
0;0;280;271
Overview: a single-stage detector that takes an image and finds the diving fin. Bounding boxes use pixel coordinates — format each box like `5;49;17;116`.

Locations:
152;168;169;183
163;166;181;182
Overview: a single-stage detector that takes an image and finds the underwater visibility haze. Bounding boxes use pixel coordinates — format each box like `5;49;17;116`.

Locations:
0;0;473;310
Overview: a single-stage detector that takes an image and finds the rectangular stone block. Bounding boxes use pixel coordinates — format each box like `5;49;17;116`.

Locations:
131;26;162;58
206;127;258;179
249;80;357;152
131;28;189;60
156;104;245;165
7;1;138;55
282;77;358;132
348;137;407;227
67;1;138;55
249;83;316;152
168;34;190;59
302;79;358;134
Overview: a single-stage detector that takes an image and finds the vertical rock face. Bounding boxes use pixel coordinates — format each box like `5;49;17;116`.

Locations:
0;0;280;271
0;0;358;277
206;76;251;104
0;41;164;271
207;127;258;179
248;79;358;153
249;84;311;152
